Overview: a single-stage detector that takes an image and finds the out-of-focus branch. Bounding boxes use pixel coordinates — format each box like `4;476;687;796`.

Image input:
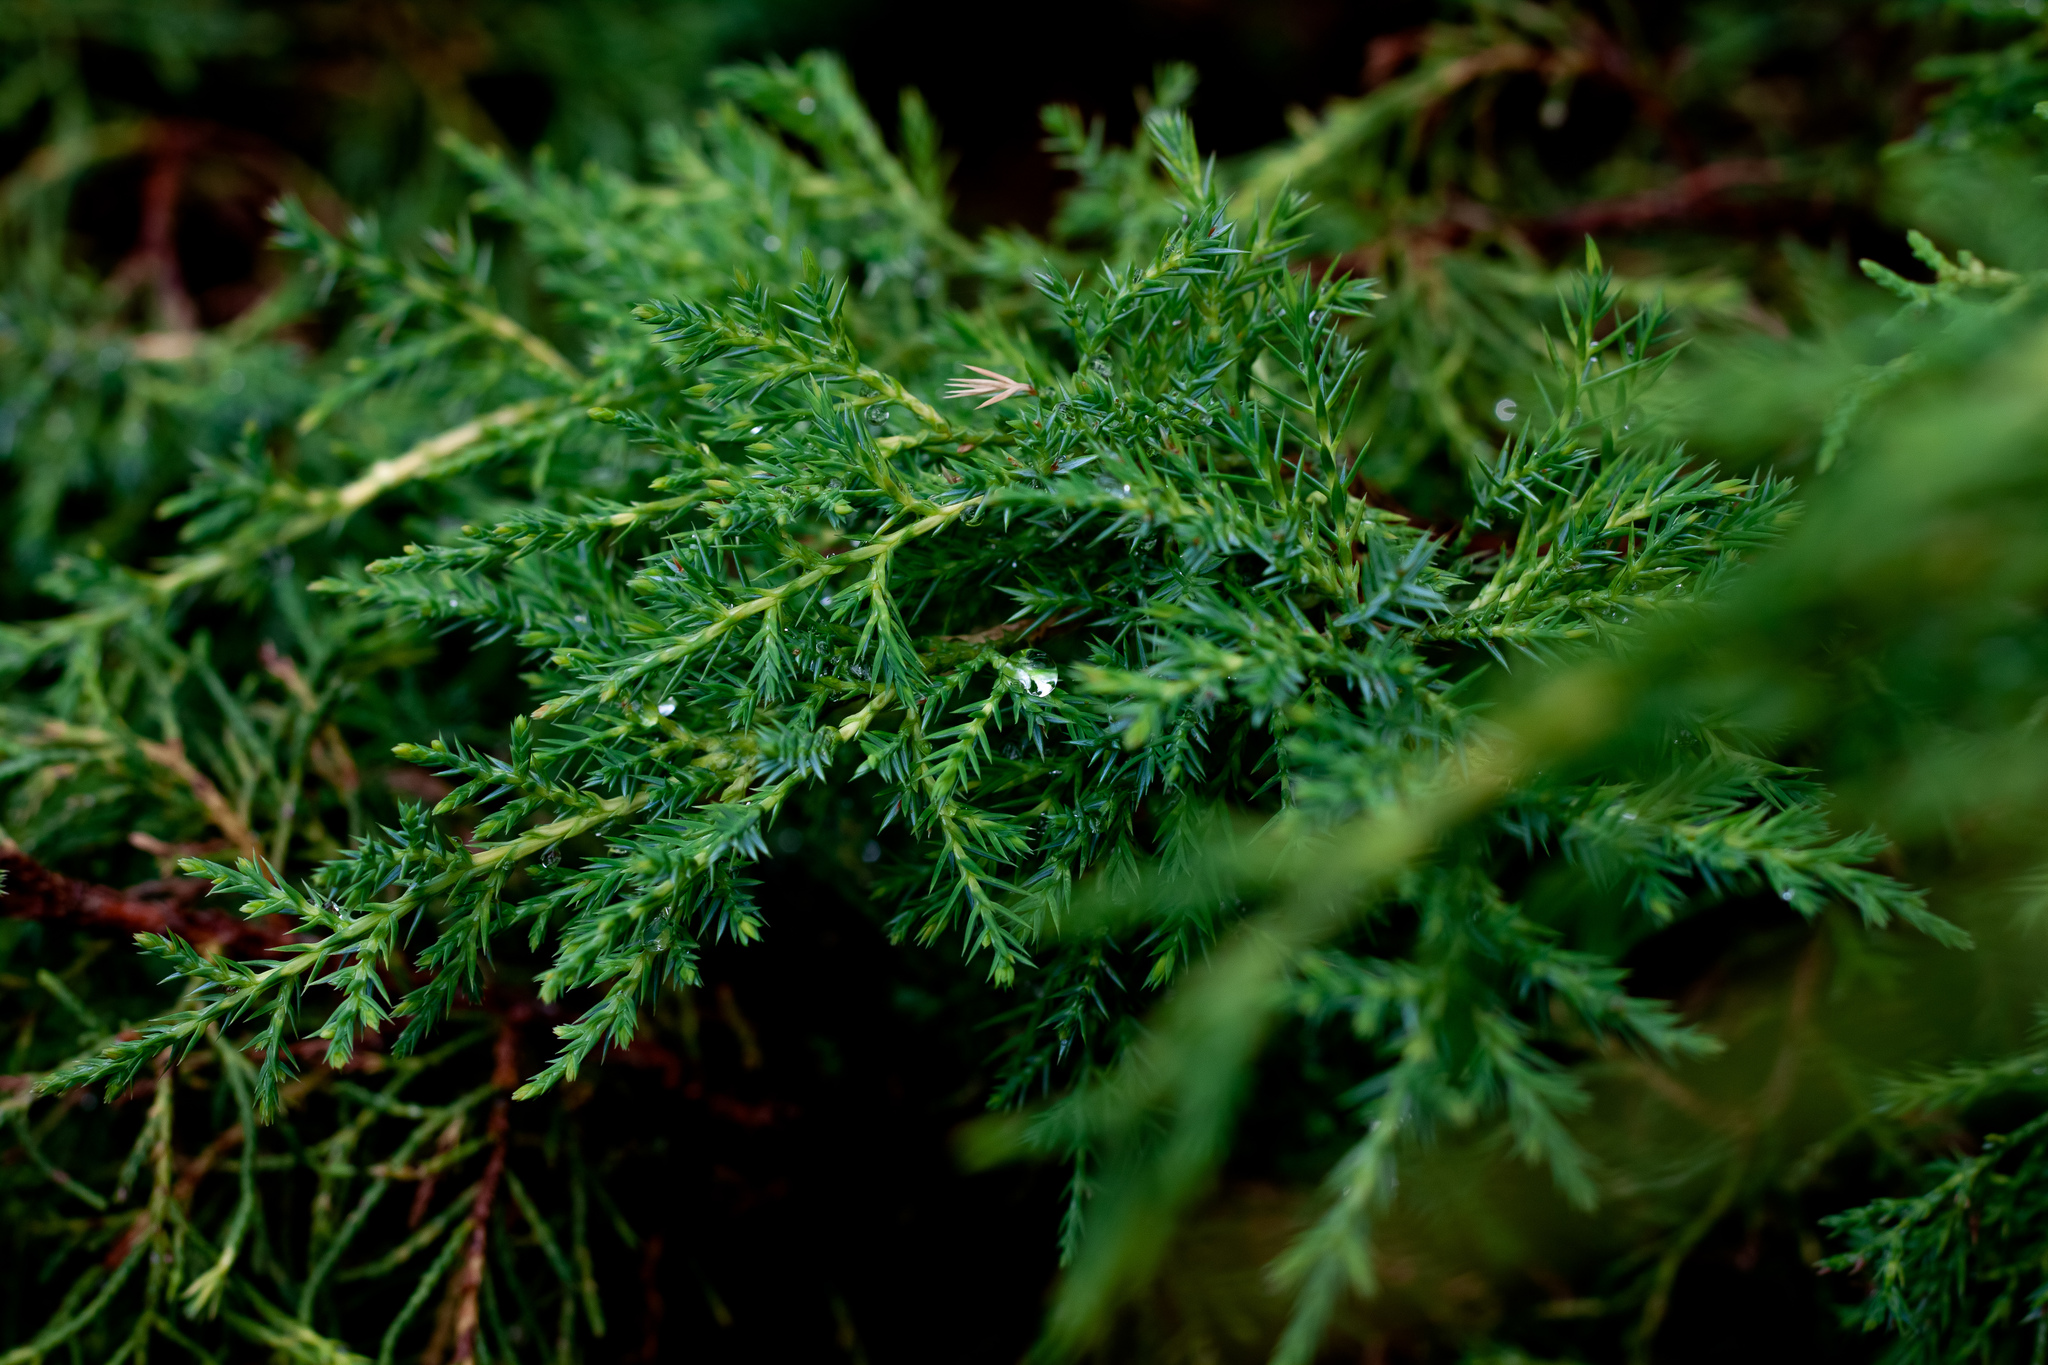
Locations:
0;847;288;957
1334;159;1787;276
1531;159;1784;239
134;738;259;857
440;1100;510;1365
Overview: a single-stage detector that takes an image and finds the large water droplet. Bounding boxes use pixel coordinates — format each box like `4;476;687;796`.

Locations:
657;699;676;716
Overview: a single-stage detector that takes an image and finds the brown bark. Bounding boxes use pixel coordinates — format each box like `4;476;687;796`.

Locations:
0;847;290;957
1530;158;1783;240
443;1101;510;1365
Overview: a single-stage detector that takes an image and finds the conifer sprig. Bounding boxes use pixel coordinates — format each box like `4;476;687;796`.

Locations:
31;102;1943;1365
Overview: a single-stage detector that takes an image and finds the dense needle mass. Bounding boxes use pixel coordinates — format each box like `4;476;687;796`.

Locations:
12;9;2048;1364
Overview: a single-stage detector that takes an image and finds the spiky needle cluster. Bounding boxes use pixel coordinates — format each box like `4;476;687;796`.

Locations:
26;71;1947;1358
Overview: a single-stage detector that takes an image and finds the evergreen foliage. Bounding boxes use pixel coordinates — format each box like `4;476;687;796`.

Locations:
14;4;2048;1364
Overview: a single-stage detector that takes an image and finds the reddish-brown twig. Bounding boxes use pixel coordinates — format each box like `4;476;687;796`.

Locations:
443;1101;510;1365
0;847;290;957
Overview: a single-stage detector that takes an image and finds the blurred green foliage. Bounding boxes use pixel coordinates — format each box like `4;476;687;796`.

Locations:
13;3;2048;1364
